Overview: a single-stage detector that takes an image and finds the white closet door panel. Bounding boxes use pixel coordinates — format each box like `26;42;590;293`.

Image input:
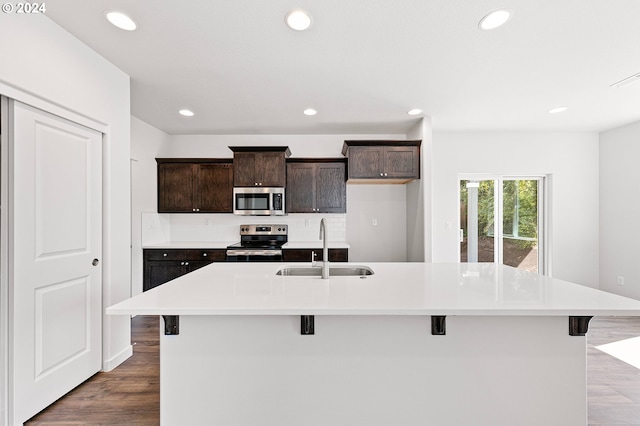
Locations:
9;100;102;424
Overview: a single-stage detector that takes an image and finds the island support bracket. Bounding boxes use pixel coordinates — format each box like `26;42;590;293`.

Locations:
568;316;592;336
162;315;180;335
431;316;446;335
301;315;314;335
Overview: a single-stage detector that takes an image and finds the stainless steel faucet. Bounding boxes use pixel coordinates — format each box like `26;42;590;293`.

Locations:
319;218;329;279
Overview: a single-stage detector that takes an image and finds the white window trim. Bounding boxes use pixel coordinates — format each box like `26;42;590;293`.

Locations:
458;174;549;275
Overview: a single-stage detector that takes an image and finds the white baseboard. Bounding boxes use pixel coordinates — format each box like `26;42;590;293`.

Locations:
103;344;133;372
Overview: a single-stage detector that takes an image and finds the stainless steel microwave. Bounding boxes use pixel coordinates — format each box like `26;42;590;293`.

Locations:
233;187;285;216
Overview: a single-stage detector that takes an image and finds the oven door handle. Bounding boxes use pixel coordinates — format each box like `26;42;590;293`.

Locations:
226;249;283;256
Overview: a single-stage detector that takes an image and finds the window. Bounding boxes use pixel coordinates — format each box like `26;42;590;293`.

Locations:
459;176;545;273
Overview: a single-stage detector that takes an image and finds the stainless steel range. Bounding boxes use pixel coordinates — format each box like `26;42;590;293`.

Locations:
226;224;288;262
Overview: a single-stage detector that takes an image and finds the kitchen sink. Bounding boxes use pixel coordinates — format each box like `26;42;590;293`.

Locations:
276;265;374;277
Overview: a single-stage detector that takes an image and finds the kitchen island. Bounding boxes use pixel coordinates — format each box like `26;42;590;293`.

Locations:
107;262;640;425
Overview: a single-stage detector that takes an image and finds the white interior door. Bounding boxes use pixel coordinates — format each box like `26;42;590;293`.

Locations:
9;100;102;424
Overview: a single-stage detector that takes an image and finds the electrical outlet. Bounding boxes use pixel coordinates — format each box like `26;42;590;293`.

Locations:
204;219;210;228
617;276;625;286
372;218;378;226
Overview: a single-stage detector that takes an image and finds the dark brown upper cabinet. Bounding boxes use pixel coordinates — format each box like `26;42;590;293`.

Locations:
229;146;291;187
286;159;346;213
157;159;233;213
342;140;421;184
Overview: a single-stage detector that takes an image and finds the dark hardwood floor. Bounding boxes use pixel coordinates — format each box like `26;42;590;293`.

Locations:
25;315;160;426
24;315;640;425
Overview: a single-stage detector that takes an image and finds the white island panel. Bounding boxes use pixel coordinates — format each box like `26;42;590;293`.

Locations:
162;314;584;425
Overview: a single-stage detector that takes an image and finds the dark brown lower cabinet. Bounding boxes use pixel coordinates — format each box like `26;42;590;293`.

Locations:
143;249;226;291
282;248;348;263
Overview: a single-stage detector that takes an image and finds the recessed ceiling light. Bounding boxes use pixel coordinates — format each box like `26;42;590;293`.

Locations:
303;108;317;116
408;109;423;116
285;10;312;31
179;109;195;117
105;11;137;31
548;106;568;114
478;9;511;30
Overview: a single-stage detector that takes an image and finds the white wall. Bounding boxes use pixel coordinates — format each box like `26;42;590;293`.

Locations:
131;117;169;295
406;118;431;262
0;13;131;421
346;185;406;261
599;120;640;298
431;132;600;288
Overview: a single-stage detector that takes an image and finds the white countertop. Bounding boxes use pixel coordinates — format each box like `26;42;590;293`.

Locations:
282;241;350;249
142;241;350;249
107;262;640;316
143;241;232;249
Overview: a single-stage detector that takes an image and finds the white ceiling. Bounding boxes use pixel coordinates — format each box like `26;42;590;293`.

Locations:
47;0;640;135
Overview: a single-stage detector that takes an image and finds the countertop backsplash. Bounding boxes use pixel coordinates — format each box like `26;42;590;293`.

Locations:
141;213;347;245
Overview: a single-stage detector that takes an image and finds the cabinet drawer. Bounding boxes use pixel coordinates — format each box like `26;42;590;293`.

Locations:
144;249;185;261
185;249;226;262
283;248;348;262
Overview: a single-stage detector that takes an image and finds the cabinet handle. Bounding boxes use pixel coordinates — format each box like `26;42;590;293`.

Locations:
384;173;388;177
163;253;168;257
185;262;189;266
380;172;384;176
192;208;196;212
180;262;184;265
203;253;208;257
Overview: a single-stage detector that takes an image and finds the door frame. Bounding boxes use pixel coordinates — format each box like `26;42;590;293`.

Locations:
458;174;551;275
0;88;109;425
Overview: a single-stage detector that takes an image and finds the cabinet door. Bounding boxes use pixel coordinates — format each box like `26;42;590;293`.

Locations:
348;147;384;179
384;146;419;179
158;163;196;212
316;163;346;213
256;152;286;187
143;260;185;291
328;248;349;262
286;163;316;213
233;152;256;186
197;163;233;212
282;249;313;262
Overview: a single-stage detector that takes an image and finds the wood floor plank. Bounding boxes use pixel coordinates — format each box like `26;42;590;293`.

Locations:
25;315;160;426
22;315;640;425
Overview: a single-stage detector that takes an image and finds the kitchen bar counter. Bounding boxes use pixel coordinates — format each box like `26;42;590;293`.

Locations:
107;262;640;425
108;262;640;316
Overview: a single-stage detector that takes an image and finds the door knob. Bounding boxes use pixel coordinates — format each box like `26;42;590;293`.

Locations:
92;258;99;266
